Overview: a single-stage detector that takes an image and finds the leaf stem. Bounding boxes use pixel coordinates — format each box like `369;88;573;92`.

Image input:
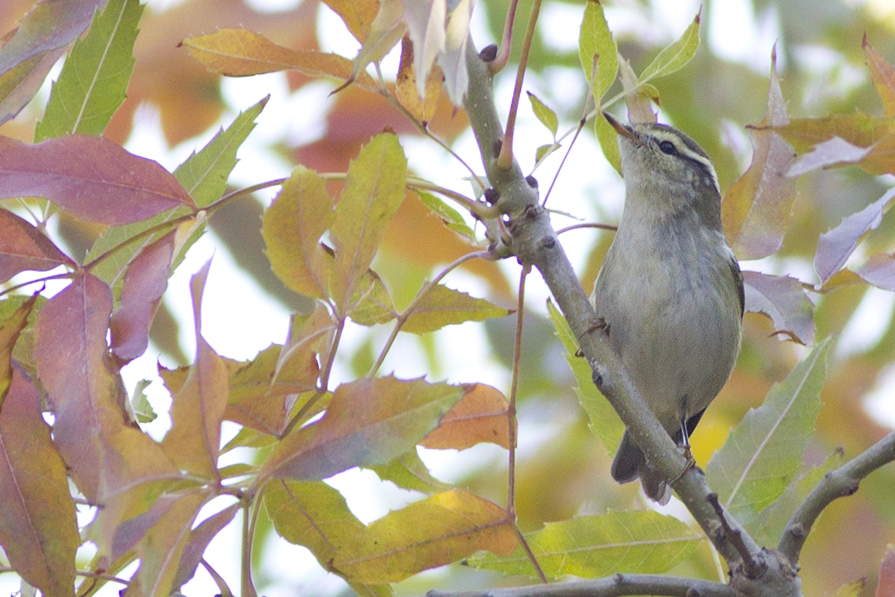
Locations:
497;0;542;170
367;250;490;378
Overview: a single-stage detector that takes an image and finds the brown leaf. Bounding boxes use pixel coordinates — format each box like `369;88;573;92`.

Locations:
0;0;107;125
743;271;815;345
134;491;207;596
395;36;443;126
332;489;516;583
722;49;796;260
815;188;895;285
772;112;895;154
181;28;375;87
0;365;79;596
0;135;196;225
161;260;229;480
863;34;895;118
261;376;464;482
0;292;38;408
0;209;73;283
33;272;127;501
786;137;872;177
421;384;512;450
172;502;239;590
225;343;319;436
856;253;895;291
110;230;176;365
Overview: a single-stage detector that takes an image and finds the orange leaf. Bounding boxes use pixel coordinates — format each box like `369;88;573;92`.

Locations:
421;384;512;450
864;34;895;118
332;489;516;583
181;28;375;88
395;36;443;126
0;365;78;596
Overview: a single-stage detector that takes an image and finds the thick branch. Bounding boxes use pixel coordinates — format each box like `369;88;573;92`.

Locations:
778;430;895;564
461;37;756;567
427;574;736;597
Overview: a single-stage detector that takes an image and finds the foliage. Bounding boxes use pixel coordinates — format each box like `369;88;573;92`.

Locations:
0;0;894;595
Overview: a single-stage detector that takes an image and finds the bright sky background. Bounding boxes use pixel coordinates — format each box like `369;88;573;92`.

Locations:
4;0;895;594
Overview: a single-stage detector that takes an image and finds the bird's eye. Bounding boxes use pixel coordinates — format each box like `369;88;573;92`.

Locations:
658;140;676;155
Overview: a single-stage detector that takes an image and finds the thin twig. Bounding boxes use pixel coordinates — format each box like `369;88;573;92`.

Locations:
488;0;521;73
497;0;543;171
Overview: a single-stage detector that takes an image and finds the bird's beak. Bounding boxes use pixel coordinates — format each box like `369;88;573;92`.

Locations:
603;112;638;142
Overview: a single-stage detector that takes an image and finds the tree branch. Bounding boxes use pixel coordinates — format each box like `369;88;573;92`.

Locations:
426;573;736;597
778;430;895;564
461;35;757;568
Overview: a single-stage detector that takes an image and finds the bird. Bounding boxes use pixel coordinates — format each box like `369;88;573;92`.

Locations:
591;113;744;503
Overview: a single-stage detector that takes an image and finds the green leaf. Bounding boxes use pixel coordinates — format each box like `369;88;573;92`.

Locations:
706;338;832;520
548;300;623;456
526;91;558;138
263;166;334;301
87;97;266;285
469;510;700;579
414;191;477;241
578;0;619;103
402;284;511;334
330;133;407;315
128;379;157;423
367;450;451;494
595;112;622;174
174;95;268;208
35;0;142;141
348;268;397;326
639;10;701;83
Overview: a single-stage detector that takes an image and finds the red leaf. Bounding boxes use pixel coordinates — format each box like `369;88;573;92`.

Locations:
0;0;108;124
743;271;815;345
110;230;176;364
33;272;126;501
0;365;79;596
0;209;73;283
815;188;895;285
0;135;196;225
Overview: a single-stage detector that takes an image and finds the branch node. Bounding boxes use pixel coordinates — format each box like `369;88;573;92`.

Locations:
484;187;500;205
525;174;538;188
479;44;498;62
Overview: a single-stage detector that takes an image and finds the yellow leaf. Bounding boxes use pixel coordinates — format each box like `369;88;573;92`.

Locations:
181;28;375;87
863;34;895;118
333;489;516;583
